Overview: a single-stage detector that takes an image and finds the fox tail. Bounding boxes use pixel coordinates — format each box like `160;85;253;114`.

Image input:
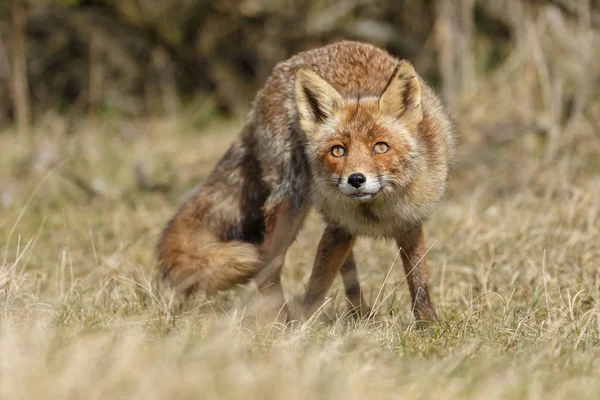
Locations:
158;240;261;295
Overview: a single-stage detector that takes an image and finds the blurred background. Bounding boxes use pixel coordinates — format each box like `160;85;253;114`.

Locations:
0;6;599;391
1;0;599;140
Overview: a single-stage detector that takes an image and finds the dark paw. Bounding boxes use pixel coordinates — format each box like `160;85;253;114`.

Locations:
414;306;438;329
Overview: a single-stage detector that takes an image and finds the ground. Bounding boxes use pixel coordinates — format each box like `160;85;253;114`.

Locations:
0;111;599;399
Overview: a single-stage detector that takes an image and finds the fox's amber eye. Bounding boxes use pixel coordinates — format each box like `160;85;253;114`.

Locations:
373;142;390;154
331;145;346;157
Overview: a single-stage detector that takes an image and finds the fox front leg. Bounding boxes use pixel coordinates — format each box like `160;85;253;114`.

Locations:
302;225;355;318
395;226;437;323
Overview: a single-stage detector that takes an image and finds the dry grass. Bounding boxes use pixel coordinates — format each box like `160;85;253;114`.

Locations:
0;108;598;399
2;11;600;398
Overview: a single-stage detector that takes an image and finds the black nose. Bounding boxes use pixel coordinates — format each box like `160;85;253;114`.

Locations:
348;173;366;188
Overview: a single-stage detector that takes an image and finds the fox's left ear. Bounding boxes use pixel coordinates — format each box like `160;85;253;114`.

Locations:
295;67;344;134
379;61;423;127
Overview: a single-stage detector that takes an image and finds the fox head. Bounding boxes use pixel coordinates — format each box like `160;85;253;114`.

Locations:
295;62;423;202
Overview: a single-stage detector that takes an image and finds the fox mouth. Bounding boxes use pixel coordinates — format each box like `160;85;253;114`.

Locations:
349;191;379;201
335;176;384;201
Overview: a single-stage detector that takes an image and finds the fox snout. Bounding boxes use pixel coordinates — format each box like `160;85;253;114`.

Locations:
338;172;382;200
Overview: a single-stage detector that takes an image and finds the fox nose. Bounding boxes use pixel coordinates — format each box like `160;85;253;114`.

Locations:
348;173;366;188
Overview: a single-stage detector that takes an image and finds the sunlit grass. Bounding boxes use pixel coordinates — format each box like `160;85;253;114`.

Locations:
0;105;599;399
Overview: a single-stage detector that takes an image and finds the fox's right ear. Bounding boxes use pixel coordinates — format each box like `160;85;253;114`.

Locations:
295;67;343;133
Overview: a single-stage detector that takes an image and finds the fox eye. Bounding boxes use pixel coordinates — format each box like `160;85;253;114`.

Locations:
331;145;346;157
373;142;390;154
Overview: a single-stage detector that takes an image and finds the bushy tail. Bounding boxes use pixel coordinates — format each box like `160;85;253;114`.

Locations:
158;239;261;295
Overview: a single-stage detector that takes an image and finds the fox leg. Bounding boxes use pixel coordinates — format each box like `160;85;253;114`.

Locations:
340;250;371;318
255;253;287;316
255;197;308;313
396;226;437;322
303;225;355;318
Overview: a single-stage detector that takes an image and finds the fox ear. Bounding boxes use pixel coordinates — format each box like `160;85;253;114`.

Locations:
295;67;343;133
379;61;422;127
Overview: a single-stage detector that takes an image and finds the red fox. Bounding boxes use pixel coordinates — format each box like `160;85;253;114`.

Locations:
157;41;456;322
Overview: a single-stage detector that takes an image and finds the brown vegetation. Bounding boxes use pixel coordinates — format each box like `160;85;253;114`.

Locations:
1;0;598;126
0;1;599;398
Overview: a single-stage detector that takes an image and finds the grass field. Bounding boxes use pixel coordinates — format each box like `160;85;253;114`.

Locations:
0;105;599;399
